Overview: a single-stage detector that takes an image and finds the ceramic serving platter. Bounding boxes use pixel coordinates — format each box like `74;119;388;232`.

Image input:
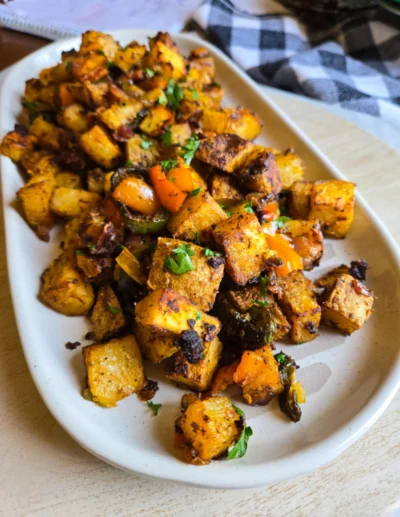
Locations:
1;30;399;489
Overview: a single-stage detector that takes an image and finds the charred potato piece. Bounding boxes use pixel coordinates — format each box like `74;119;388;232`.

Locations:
209;172;243;204
71;52;109;83
29;116;67;152
145;32;186;80
87;168;105;194
55;172;82;189
277;270;321;343
135;325;179;364
89;284;126;341
279;219;323;270
79;30;119;60
186;48;215;85
20;150;60;177
175;394;243;464
287;181;313;220
196;133;255;173
114;42;146;73
139;105;175;136
316;259;368;288
0;126;37;163
165;336;222;391
125;134;160;168
320;273;374;334
237;148;282;195
76;253;113;283
17;171;56;241
97;99;143;131
309;180;355;238
200;108;263;140
24;78;58;110
179;85;223;116
50;187;101;218
213;213;275;286
40;252;95;315
271;148;305;190
234;345;284;405
67;81;109;108
147;238;224;312
168;191;227;243
83;335;145;408
56;103;94;133
80;125;123;169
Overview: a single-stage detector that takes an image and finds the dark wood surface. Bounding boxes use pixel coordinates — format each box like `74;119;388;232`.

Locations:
0;28;50;71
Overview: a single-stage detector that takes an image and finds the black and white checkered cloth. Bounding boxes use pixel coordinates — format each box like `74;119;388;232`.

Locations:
193;0;400;124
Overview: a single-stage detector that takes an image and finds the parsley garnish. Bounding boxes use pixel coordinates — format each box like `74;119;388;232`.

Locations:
190;188;201;197
244;201;254;214
227;426;253;460
165;78;183;110
180;135;200;165
160;159;178;172
160;128;172;147
125;160;133;167
275;216;291;229
193;231;200;244
252;300;269;308
204;248;222;257
22;100;39;111
187;87;199;100
196;311;202;321
147;401;162;416
274;352;287;364
164;244;195;275
145;68;155;78
233;404;245;419
96;49;106;56
157;93;167;105
169;177;176;183
75;250;87;256
140;136;152;150
260;274;269;298
219;203;232;217
87;244;97;250
106;304;120;314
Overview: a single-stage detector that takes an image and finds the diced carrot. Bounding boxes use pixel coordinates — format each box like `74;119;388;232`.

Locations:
149;164;187;213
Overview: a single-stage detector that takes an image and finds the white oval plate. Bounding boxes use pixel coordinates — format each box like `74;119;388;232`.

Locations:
1;30;400;489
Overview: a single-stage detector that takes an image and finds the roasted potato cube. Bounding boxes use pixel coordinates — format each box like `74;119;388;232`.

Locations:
209;172;243;204
279;219;323;270
168;123;192;146
272;148;305;190
196;133;255;173
234;345;283;405
287;181;313;220
50;187;101;218
125;134;160;168
0;126;37;163
89;284;126;341
186;48;215;86
40;252;95;315
83;335;145;408
213;213;274;286
277;270;321;343
20;150;60;176
320;274;374;334
147;238;224;312
24;78;58;110
168;191;227;243
114;42;146;73
76;253;113;282
80;125;122;169
39;61;71;86
165;336;222;392
29;116;67;152
175;394;243;464
67;81;109;108
237;148;281;195
200;108;262;140
135;288;221;341
97;99;143;131
71;52;109;83
315;259;368;288
56;103;93;133
135;325;179;364
139;105;174;136
86;168;105;194
80;31;119;60
145;32;186;80
55;172;82;189
179;86;223;116
309;180;355;238
17;171;55;241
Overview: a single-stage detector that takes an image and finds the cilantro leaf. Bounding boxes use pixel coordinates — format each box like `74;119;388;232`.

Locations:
106;304;120;314
164;244;195;275
173;244;195;256
160;128;172;147
75;250;87;256
145;68;155;78
160;159;178;172
147;401;162;416
275;216;291;229
227;426;253;460
87;244;97;250
22;100;39;111
252;300;269;308
125;160;133;167
190;188;201;197
195;311;202;321
140;136;152;150
274;352;287;364
165;78;183;110
193;231;200;244
157;93;167;105
187;87;199;100
96;49;106;56
169;176;176;183
260;274;269;298
204;248;222;257
180;135;200;165
244;201;254;214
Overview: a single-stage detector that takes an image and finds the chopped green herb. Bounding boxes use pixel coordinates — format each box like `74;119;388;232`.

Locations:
140;136;152;150
165;78;183;110
260;274;269;298
106;304;120;314
87;244;97;250
193;231;200;244
125;160;133;167
96;49;106;56
252;300;269;308
227;426;253;460
22;100;39;111
187;87;199;100
275;216;291;229
164;244;195;275
274;352;287;364
145;68;155;78
204;248;222;257
190;187;201;197
65;60;72;72
107;61;115;69
75;250;87;256
160;128;172;147
244;201;254;214
147;400;162;416
232;404;246;419
173;244;195;256
180;135;200;165
157;93;167;105
169;177;176;183
196;311;202;321
160;159;178;172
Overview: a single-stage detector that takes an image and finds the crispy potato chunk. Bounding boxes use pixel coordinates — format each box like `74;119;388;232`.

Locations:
80;30;119;60
40;252;94;315
277;270;321;343
145;32;186;80
179;86;223;115
97;99;143;131
76;254;113;282
168;191;227;243
186;48;215;85
67;81;109;108
279;219;323;270
80;125;122;169
135;288;221;341
165;336;222;391
175;394;243;464
147;238;224;312
234;345;283;405
29;116;67;152
50;187;101;218
271;148;305;190
83;335;145;408
237;148;282;195
71;52;109;83
309;180;355;238
89;284;126;341
200;108;262;140
213;213;274;286
139;105;175;136
55;172;82;189
20;150;60;176
320;274;374;334
209;172;243;204
17;171;55;241
24;78;58;110
114;42;146;73
87;168;105;194
125;134;160;168
0;127;37;163
287;181;313;220
196;133;255;173
56;103;93;133
135;325;179;364
168;123;192;146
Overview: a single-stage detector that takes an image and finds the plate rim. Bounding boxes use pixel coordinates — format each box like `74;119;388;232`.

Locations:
1;29;400;489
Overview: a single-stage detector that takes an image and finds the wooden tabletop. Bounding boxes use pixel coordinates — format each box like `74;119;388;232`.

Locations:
0;28;399;517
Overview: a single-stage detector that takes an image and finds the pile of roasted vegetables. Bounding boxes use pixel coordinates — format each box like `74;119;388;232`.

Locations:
0;31;375;465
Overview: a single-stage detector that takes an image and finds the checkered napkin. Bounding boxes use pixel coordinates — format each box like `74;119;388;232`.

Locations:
193;0;400;124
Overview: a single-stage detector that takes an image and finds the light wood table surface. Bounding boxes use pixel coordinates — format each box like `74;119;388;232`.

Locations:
0;35;399;517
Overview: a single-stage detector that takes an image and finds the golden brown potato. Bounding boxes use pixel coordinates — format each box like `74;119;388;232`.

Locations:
29;116;67;152
209;172;243;204
147;238;225;312
237;148;282;195
24;78;58;110
196;133;255;173
71;52;109;83
278;219;323;270
80;125;122;169
55;172;82;189
320;274;374;334
114;42;146;73
175;394;243;464
309;180;355;238
67;81;109;108
80;30;119;59
213;213;275;286
20;150;60;176
89;284;126;341
87;168;105;194
164;335;222;392
134;325;179;364
186;48;215;86
200;108;263;140
179;85;223;116
40;252;95;315
125;134;160;168
276;270;321;343
270;148;305;190
168;123;192;146
17;171;56;241
168;190;227;243
139;105;175;136
287;181;313;220
97;99;143;131
50;187;101;218
83;335;145;408
76;253;113;282
56;103;94;133
0;127;38;163
144;32;186;80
